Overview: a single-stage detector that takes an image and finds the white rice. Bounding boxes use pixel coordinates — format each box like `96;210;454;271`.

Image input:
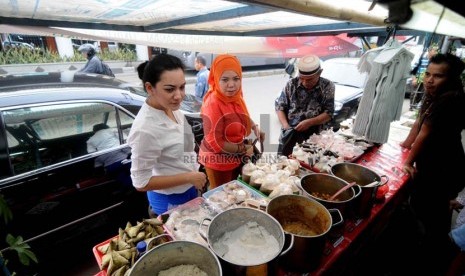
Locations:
158;264;207;276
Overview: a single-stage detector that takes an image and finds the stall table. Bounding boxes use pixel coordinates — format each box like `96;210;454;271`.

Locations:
277;141;410;276
93;141;411;276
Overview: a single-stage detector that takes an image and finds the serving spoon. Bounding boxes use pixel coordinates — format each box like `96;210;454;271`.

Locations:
329;182;357;201
364;180;379;188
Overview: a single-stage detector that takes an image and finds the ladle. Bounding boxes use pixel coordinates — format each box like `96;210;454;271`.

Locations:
364;181;379;188
329;181;357;201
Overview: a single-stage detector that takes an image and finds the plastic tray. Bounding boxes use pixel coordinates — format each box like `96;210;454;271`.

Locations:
202;180;268;213
236;177;268;198
159;197;213;246
158;197;206;218
92;222;169;275
202;179;266;200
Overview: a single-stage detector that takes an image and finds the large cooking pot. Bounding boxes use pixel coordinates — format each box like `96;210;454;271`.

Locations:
300;173;361;218
200;207;293;276
330;162;389;218
266;194;343;272
128;240;222;276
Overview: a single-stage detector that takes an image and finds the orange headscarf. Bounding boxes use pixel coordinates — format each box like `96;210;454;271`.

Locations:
201;54;252;136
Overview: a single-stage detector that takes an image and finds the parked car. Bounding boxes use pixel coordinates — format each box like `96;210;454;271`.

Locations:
284;57;368;131
320;57;367;130
2;40;36;50
0;72;201;275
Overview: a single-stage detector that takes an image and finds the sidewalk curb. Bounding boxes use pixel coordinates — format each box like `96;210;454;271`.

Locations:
1;63;285;81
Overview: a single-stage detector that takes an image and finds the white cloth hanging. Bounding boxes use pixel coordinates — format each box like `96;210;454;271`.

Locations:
353;39;414;143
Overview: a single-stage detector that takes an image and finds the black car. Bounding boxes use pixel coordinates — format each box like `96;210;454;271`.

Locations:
0;72;201;275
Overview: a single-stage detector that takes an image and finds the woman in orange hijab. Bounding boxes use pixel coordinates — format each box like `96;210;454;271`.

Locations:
198;54;265;189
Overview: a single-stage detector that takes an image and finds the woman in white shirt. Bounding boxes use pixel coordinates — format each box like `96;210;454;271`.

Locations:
128;54;207;216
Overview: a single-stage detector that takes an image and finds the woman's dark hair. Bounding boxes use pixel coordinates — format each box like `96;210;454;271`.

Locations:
136;54;185;88
429;53;465;91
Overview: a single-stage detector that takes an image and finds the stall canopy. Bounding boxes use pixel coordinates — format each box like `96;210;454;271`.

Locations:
0;0;464;55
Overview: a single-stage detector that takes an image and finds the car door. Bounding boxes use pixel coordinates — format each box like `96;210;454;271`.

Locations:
0;100;146;271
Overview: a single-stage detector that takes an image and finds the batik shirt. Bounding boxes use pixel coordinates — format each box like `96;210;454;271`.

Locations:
275;76;335;132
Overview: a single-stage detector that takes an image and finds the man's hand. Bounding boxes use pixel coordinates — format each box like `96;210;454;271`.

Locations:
402;163;416;179
295;119;311;132
400;141;412;149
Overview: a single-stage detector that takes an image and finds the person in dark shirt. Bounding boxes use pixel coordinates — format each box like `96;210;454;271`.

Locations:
401;53;465;275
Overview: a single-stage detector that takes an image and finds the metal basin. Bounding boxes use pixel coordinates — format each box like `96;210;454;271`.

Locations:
330;162;389;218
205;208;287;266
300;173;360;218
266;194;342;272
129;240;222;276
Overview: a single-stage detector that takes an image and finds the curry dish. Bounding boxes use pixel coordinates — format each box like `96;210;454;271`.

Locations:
310;191;341;201
282;220;322;236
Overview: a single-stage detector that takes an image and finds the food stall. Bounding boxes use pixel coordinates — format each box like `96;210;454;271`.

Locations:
92;124;412;276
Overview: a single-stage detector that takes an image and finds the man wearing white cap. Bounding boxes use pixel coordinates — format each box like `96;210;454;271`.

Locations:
275;54;335;156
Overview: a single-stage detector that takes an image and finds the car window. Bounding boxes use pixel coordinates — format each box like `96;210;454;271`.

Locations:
2;102;135;177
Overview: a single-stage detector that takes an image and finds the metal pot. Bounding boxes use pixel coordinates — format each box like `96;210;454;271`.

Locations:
266;194;343;272
300;173;361;218
330;162;389;218
129;240;222;276
200;207;293;276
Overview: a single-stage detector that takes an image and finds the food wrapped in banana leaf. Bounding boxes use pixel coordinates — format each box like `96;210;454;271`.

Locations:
107;251;129;275
95;217;171;275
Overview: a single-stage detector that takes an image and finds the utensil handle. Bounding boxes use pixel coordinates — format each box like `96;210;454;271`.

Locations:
198;218;211;241
329;182;356;201
328;208;344;227
279;233;294;256
380;175;389;185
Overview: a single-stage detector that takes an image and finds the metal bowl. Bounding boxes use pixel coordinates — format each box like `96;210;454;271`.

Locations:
206;207;287;267
330;162;382;186
129;240;222;276
300;173;356;203
330;162;388;218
